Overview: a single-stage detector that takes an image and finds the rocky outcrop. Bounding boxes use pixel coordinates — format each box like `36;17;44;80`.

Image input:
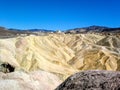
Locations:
56;70;120;90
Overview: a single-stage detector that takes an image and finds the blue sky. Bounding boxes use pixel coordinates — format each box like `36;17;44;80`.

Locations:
0;0;120;30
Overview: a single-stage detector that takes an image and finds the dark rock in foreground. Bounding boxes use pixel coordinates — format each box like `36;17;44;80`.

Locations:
56;70;120;90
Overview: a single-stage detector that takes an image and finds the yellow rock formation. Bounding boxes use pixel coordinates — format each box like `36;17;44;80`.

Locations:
0;33;120;79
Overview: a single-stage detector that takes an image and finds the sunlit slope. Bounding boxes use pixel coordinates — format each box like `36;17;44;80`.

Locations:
0;34;120;78
0;71;61;90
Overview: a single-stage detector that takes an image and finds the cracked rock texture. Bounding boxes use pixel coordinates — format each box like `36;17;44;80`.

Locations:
56;70;120;90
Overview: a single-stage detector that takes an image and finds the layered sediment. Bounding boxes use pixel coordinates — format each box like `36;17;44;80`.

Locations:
0;33;120;89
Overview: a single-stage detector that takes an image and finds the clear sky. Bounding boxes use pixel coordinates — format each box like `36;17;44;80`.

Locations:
0;0;120;30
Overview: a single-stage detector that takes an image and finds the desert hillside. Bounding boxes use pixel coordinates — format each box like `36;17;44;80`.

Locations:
0;33;120;89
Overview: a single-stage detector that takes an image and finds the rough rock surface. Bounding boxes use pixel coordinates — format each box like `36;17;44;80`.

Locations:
56;70;120;90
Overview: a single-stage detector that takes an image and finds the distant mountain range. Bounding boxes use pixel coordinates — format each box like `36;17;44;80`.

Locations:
0;25;120;37
0;26;55;37
65;25;120;33
8;28;55;32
